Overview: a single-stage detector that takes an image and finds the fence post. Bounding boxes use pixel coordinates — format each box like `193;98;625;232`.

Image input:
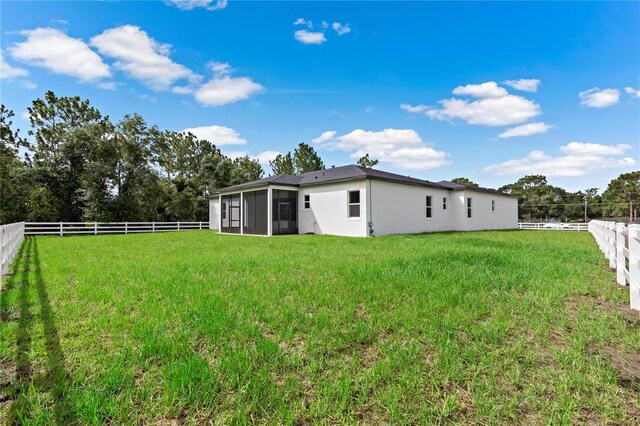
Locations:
177;222;181;231
616;223;626;285
629;225;640;311
152;222;155;233
1;226;5;278
125;222;128;234
199;221;202;230
60;221;63;237
94;222;98;235
608;222;616;269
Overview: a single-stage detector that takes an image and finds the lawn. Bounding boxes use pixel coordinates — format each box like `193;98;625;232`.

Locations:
0;230;638;425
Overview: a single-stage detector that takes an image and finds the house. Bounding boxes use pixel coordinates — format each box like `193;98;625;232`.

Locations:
209;165;518;237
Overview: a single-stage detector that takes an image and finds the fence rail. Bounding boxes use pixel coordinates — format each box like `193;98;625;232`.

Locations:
25;222;210;236
588;220;639;311
1;222;25;291
518;222;589;231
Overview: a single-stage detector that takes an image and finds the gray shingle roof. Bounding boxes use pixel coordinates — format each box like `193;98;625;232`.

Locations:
215;165;516;197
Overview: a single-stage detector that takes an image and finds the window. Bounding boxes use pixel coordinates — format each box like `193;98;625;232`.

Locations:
491;200;495;212
467;197;472;218
442;197;447;210
279;202;291;221
348;190;360;218
222;202;226;219
426;196;432;218
303;194;311;210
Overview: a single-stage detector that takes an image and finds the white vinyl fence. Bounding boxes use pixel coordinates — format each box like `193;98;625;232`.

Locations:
25;221;209;236
518;222;589;231
1;222;25;291
588;220;639;311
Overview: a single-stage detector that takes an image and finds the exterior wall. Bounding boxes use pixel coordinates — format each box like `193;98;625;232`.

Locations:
210;180;518;237
453;190;518;231
208;198;220;230
368;180;455;236
298;180;368;237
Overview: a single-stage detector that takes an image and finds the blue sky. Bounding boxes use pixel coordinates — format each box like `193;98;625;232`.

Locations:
1;0;639;192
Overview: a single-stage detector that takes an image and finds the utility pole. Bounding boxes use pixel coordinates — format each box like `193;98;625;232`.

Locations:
584;198;588;222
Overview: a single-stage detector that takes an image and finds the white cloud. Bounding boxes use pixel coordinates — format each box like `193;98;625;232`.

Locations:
498;122;554;139
579;87;620;108
559;142;632;156
8;27;110;82
166;0;227;11
254;150;282;165
194;75;264;106
225;150;279;166
182;125;247;145
503;79;541;92
400;103;429;113
322;21;329;29
403;81;541;126
21;80;37;90
294;30;326;45
293;18;313;28
311;130;337;144
171;85;195;95
452;81;509;98
425;95;540;126
1;49;29;80
97;81;117;90
208;61;231;76
224;150;246;159
483;142;636;177
90;25;197;91
625;86;640;98
332;22;351;35
313;128;450;170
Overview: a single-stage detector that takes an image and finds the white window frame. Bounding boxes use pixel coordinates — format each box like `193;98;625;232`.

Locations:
442;197;447;211
426;195;433;219
491;199;495;212
303;194;311;210
347;190;361;219
467;197;472;219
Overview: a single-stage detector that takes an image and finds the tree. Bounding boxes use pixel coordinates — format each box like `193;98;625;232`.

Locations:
110;114;158;221
230;155;264;185
27;91;106;221
269;143;325;175
293;143;324;174
451;177;479;187
357;154;379;168
0;106;30;223
498;175;575;221
602;171;640;221
269;152;295;175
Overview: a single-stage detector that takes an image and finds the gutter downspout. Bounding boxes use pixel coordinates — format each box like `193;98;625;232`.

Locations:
368;179;375;237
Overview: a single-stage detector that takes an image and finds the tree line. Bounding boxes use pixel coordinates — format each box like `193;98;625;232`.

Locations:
453;174;640;223
1;91;638;224
1;92;268;223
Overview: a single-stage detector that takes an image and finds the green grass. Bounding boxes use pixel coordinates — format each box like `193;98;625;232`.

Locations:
1;230;638;424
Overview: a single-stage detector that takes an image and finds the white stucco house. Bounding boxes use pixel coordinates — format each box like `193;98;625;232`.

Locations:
209;165;518;237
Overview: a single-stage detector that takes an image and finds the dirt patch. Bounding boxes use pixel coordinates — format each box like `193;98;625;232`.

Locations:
151;418;183;426
572;294;639;325
0;359;15;390
360;344;381;369
587;343;640;386
355;302;369;320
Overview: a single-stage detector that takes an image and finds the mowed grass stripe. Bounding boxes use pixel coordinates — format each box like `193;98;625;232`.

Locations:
0;231;638;424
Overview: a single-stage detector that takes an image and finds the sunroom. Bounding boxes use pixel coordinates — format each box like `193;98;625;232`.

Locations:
219;187;299;236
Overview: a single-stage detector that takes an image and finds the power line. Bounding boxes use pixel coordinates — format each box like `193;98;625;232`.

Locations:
520;202;631;206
